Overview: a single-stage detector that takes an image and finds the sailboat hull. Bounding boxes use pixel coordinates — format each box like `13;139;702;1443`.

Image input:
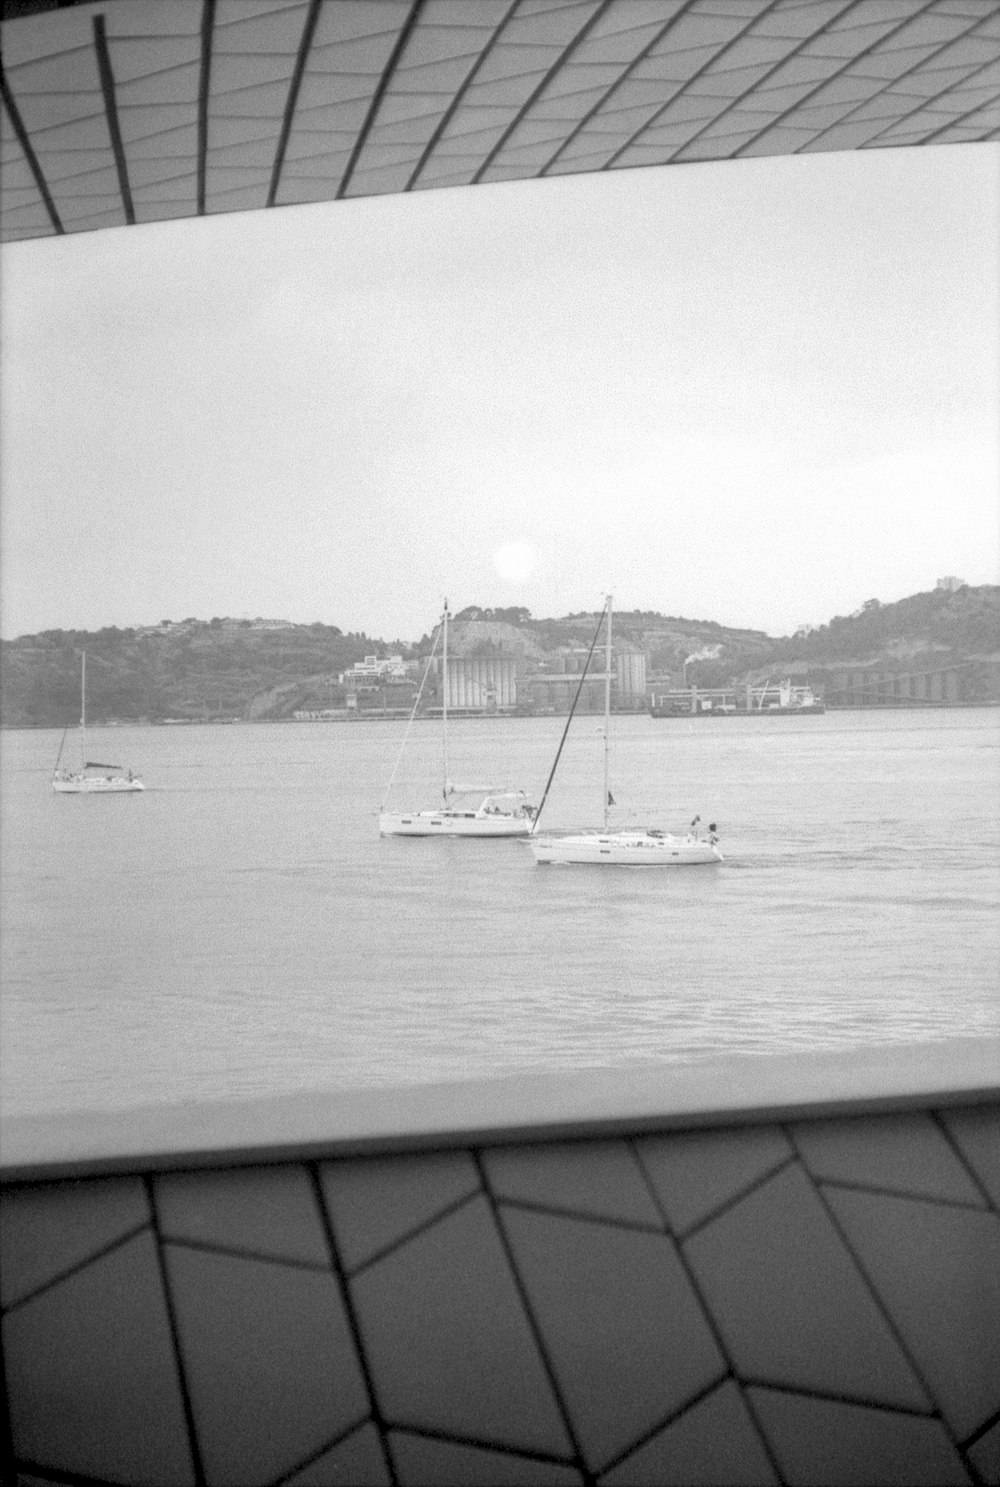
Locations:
380;810;530;838
53;775;145;794
531;831;722;865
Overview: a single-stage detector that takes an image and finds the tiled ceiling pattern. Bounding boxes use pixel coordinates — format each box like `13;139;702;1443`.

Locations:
2;0;999;242
2;1103;999;1484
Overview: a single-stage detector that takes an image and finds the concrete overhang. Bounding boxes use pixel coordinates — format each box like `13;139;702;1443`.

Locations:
2;0;998;244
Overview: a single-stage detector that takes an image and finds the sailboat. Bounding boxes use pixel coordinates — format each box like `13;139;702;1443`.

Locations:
378;601;535;837
529;595;722;865
51;652;144;794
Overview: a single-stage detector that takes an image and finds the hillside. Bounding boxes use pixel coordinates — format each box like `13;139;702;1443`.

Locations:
0;620;381;728
687;585;1000;699
2;587;997;726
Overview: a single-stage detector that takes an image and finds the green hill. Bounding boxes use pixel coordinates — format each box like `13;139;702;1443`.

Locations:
2;586;997;727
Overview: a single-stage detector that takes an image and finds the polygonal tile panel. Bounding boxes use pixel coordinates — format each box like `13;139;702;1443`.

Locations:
790;1111;987;1205
598;1380;778;1487
823;1185;1000;1439
319;1148;479;1270
746;1387;972;1487
500;1206;725;1472
285;1422;391;1486
2;1231;194;1486
165;1243;368;1486
635;1122;793;1234
388;1430;584;1486
154;1162;330;1265
0;1175;149;1309
481;1138;663;1227
939;1104;1000;1207
350;1195;572;1456
682;1163;929;1409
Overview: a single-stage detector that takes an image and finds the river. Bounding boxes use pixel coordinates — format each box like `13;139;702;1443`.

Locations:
1;709;997;1119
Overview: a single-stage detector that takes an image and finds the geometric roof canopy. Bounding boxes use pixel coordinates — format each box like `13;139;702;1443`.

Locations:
2;0;998;243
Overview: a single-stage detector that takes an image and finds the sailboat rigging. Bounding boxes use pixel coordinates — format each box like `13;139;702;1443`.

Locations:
379;600;535;837
51;652;144;794
529;595;722;865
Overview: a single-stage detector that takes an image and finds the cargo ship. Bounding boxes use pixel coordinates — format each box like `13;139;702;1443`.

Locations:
650;681;824;717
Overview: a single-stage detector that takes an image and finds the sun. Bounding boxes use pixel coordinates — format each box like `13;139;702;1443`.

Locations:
493;541;537;584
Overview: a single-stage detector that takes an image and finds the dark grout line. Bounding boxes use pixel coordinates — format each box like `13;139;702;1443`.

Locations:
930;1108;998;1213
380;1419;593;1468
593;1371;733;1479
660;1152;800;1243
0;1311;17;1487
144;1175;207;1487
626;1139;789;1485
472;1150;592;1483
741;1375;944;1415
814;1173;993;1213
483;1191;667;1236
6;1460;133;1487
155;1232;337;1273
272;1416;379;1487
0;1220;151;1316
305;1164;398;1487
963;1403;1000;1448
345;1186;483;1278
798;1163;973;1464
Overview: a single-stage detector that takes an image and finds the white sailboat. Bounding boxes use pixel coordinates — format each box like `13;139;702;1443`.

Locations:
529;595;722;866
379;601;535;837
51;652;144;794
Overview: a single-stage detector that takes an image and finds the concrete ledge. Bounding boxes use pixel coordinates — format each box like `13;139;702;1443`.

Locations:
3;1037;998;1183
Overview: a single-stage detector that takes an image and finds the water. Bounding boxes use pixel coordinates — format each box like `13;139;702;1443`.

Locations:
1;711;998;1120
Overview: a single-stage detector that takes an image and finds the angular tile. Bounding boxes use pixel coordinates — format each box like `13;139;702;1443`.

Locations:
823;1186;1000;1439
388;1430;584;1485
0;1176;149;1308
3;1231;193;1484
481;1140;662;1228
154;1163;329;1265
746;1387;971;1486
967;1418;1000;1487
285;1422;391;1486
165;1244;367;1486
683;1164;928;1410
635;1125;792;1234
351;1196;570;1456
500;1207;725;1472
939;1105;1000;1209
790;1112;986;1206
599;1380;777;1487
319;1150;479;1270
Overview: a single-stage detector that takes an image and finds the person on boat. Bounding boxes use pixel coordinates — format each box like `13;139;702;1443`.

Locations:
689;815;701;838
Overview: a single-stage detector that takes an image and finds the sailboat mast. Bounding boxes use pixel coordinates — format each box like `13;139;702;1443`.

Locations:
80;651;87;764
441;600;449;804
603;596;612;828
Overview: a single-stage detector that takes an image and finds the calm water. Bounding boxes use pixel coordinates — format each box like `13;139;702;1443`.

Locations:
1;711;998;1119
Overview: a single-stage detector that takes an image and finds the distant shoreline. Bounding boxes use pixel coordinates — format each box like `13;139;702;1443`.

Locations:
3;701;999;732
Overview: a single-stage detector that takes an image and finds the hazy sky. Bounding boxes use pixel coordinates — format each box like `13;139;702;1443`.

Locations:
2;142;998;642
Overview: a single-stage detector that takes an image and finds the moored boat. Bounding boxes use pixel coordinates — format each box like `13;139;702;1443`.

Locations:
529;595;722;867
379;602;535;838
51;653;144;794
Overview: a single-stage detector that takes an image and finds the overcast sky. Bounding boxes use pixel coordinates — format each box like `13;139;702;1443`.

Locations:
1;141;998;642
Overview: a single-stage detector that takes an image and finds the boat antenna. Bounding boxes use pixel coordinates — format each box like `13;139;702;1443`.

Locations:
604;593;613;829
530;596;610;835
441;599;449;805
380;619;442;811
